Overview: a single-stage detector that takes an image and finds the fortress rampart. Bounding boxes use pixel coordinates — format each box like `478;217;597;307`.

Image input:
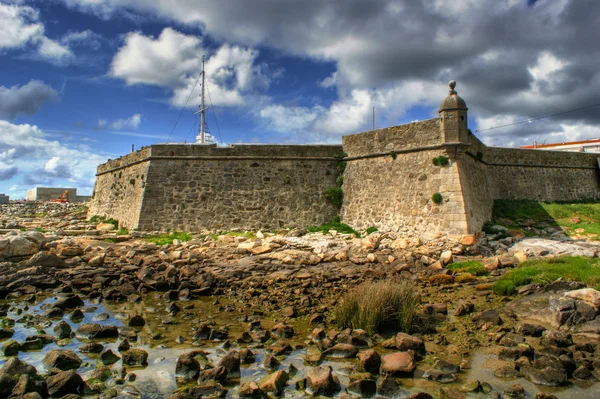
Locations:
89;144;343;231
89;82;600;235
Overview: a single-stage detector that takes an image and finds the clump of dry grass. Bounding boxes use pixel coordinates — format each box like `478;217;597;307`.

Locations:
334;280;419;334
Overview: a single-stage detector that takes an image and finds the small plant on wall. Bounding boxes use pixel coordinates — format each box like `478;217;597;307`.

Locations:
432;155;450;166
432;192;443;204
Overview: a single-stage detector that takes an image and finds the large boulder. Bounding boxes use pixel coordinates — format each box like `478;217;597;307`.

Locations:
0;358;37;397
305;366;340;396
75;324;118;340
0;235;40;258
381;352;416;376
46;370;84;397
42;350;82;371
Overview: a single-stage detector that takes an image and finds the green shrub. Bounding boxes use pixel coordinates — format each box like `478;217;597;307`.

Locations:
432;155;450;166
335;281;419;334
129;179;135;186
336;175;344;187
432;193;443;204
144;231;193;245
325;187;343;208
116;227;129;235
448;261;487;276
307;216;359;237
366;226;378;235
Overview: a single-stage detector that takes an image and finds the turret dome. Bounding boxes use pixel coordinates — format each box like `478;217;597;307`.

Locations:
439;80;467;112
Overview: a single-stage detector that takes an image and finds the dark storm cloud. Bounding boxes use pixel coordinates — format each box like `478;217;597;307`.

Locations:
62;0;600;141
0;80;58;120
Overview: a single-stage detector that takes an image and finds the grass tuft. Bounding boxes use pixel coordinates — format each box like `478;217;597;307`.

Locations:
447;260;488;276
493;256;600;295
307;216;359;237
116;227;129;235
334;280;419;334
144;231;193;245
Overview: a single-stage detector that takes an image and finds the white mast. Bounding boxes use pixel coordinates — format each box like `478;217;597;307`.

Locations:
196;55;209;144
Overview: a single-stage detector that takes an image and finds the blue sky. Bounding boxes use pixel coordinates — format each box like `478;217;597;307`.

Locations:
1;0;599;198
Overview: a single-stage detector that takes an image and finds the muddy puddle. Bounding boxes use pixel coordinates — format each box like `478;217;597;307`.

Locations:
1;293;600;398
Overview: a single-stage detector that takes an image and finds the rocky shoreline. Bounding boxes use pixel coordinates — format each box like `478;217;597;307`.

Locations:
0;203;599;398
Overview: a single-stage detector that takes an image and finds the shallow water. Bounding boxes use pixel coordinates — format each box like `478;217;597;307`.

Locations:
1;293;600;398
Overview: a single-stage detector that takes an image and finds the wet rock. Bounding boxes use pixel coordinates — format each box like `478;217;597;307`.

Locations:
46;370;84;397
0;358;37;397
79;343;104;353
67;309;84;322
75;324;118;340
499;333;526;347
239;348;255;364
239;381;267;398
536;394;558;399
53;295;84;310
42;349;82;371
259;370;288;395
520;356;567;386
20;337;44;351
176;351;209;382
407;393;434;399
53;320;72;340
377;375;407;397
323;343;357;358
471;309;502;325
270;340;292;356
380;352;415;376
460;380;480;392
199;366;227;384
517;323;546;337
262;355;280;371
271;323;294;339
499;344;533;361
182;380;227;399
99;349;120;365
117;339;131;352
217;351;240;379
494;365;521;379
2;338;19;356
121;349;148;367
357;349;381;375
347;378;376;397
128;315;145;327
440;387;465;399
503;384;525;399
453;300;474;316
541;330;572;347
395;333;426;358
305;366;340;396
10;374;46;398
573;364;596;381
304;347;323;365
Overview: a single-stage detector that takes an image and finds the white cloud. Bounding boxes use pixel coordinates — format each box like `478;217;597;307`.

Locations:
0;3;73;64
111;28;268;108
0;3;43;49
260;105;323;132
37;36;73;64
61;29;102;50
111;27;204;88
109;113;142;130
0;120;106;191
0;80;59;119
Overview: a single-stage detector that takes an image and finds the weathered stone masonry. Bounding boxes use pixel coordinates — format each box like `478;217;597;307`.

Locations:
90;81;600;235
89;144;343;231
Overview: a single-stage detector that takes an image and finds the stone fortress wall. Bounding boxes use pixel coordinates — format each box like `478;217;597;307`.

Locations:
90;144;343;231
89;82;600;235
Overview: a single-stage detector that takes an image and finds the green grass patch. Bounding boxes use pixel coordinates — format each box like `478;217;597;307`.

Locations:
366;226;378;235
89;215;119;229
447;260;488;276
335;280;419;334
144;231;193;245
104;237;120;243
493;256;600;295
307;216;359;237
34;227;47;233
116;227;129;235
490;200;600;238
